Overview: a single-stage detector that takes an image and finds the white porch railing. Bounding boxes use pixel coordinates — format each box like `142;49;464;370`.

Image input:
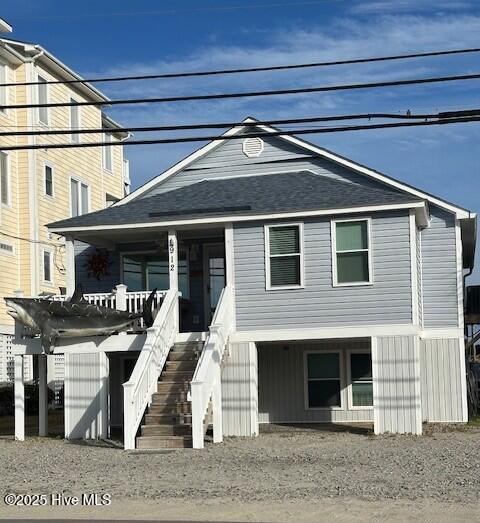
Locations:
122;288;179;450
190;285;235;449
51;285;167;330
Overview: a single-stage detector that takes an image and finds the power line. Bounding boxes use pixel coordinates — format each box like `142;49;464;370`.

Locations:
0;115;478;151
0;111;474;138
2;46;480;88
2;71;480;111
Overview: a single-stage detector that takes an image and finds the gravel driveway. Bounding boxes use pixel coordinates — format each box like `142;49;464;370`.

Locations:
1;424;479;505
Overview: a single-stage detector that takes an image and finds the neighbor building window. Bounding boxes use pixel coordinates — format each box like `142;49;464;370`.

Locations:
266;223;303;288
103;133;113;171
0;152;9;205
44;164;54;197
349;352;373;407
0;62;7;110
105;193;118;207
306;352;341;408
70;99;80;143
333;219;371;285
37;75;49;125
70;178;89;217
43;250;52;283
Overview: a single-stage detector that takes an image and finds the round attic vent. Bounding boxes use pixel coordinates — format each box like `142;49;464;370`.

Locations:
242;137;264;158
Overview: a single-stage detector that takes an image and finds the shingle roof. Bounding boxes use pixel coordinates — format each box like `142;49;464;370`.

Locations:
49;171;422;229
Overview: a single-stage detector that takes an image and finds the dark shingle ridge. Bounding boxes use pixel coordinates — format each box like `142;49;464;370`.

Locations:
50;170;421;229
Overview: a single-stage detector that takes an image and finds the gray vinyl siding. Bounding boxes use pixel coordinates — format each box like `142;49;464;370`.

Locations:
221;342;258;437
257;339;373;423
144;134;388;197
372;336;422;434
421;206;459;328
74;240;120;293
420;338;466;422
234;211;412;330
64;352;108;439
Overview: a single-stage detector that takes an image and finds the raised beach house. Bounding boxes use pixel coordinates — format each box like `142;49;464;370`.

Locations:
11;118;476;449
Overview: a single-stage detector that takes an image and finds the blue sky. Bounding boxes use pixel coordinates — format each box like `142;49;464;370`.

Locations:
3;0;480;278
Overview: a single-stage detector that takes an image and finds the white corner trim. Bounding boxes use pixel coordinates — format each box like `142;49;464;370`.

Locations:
458;336;468;422
409;210;419;326
455;220;464;331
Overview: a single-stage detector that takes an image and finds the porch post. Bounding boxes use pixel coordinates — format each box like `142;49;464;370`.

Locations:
14;354;25;441
65;236;75;297
38;354;48;436
224;223;236;331
212;370;223;444
168;229;179;326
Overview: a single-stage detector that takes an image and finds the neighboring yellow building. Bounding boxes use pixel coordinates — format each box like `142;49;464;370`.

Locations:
0;26;128;342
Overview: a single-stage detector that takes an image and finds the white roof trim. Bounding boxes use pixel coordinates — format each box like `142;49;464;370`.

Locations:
50;201;427;235
119;117;471;219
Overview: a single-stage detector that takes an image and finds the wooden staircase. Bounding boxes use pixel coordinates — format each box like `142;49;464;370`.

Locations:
136;341;203;449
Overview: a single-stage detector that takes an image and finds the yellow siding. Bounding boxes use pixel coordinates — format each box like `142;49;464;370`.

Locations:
0;59;125;328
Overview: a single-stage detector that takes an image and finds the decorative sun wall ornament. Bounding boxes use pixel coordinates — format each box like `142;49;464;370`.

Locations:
84;248;112;280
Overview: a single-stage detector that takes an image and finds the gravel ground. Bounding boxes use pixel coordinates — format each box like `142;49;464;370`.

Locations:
1;424;479;505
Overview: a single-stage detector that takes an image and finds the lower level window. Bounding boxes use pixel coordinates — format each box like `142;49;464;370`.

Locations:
43;250;52;283
350;352;373;407
306;352;341;408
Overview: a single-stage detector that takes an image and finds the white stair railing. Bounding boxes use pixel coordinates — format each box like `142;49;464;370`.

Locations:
190;285;235;449
122;288;179;449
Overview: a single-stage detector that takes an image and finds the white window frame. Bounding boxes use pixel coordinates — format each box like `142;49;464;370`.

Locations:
103;133;113;172
303;349;345;411
331;217;373;287
264;222;304;290
43;162;54;198
42;248;53;285
0;60;8;114
36;73;49;126
69;176;90;217
69;98;80;143
346;349;374;411
0;151;10;207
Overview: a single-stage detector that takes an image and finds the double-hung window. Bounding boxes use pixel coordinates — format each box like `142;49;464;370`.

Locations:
70;178;89;217
349;352;373;407
44;164;54;197
333;219;371;285
43;250;52;283
305;352;342;408
103;133;113;171
37;75;49;125
266;223;303;289
70;99;80;143
0;152;9;206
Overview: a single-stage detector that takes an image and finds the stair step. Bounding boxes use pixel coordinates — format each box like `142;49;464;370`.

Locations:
145;413;192;424
136;435;192;449
168;351;199;361
173;341;203;350
141;424;191;436
160;370;193;381
152;391;189;403
165;360;197;371
148;402;191;414
156;382;188;393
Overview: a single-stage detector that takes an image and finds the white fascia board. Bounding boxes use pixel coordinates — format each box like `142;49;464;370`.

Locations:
49;201;426;235
116;122;252;206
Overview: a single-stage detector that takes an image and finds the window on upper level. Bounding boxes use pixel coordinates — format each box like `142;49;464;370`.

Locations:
332;219;372;286
265;223;304;289
70;178;89;217
44;164;54;197
70;99;80;143
103;133;113;171
0;62;7;111
37;75;49;125
0;151;9;206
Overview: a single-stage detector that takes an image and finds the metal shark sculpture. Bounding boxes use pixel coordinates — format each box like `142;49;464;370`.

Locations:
5;285;157;353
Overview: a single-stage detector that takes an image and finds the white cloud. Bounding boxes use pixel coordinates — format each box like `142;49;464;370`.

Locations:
350;0;475;15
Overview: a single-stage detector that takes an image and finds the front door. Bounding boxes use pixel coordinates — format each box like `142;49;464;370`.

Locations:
203;243;226;326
